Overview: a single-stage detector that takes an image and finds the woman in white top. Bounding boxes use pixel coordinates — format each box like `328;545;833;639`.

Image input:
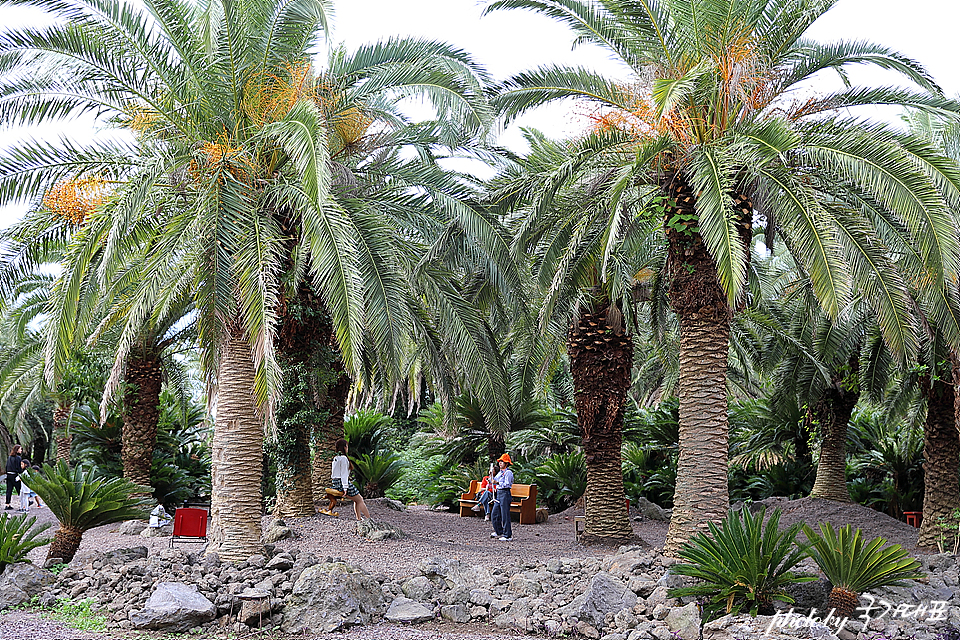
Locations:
331;439;370;520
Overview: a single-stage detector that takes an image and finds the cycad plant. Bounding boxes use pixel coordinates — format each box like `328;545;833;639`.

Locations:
535;451;587;512
0;514;52;571
21;461;150;563
669;507;814;619
351;451;405;499
801;522;924;617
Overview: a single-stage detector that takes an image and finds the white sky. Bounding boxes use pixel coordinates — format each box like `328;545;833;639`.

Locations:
0;0;956;227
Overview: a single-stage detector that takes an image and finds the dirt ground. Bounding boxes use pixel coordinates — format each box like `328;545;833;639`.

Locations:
0;496;926;639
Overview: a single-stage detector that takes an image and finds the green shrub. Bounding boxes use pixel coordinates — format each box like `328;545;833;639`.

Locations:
670;507;814;619
351;451;405;498
534;452;586;512
0;514;52;571
802;522;924;617
344;410;394;458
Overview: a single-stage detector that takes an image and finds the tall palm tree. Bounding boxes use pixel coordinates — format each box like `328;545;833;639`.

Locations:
486;0;960;552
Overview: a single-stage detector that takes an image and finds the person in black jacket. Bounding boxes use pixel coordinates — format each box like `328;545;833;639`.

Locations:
4;445;23;510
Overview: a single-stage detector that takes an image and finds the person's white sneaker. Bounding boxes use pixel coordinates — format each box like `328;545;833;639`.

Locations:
499;536;512;541
483;514;490;521
471;503;482;512
490;532;498;538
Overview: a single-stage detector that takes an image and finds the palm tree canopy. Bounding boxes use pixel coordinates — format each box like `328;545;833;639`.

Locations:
486;0;960;361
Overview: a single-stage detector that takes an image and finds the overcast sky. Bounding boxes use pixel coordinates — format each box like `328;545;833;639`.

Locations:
0;0;956;227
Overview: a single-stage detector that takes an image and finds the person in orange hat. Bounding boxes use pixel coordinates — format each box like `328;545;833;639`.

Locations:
489;453;515;541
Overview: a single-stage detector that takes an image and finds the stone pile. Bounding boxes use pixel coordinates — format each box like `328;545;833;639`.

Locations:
3;540;960;639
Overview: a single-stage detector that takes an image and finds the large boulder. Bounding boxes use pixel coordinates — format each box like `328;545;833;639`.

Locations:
635;497;670;521
356;519;403;541
372;498;406;511
385;596;434;623
118;520;148;535
281;562;384;633
1;563;56;610
417;557;495;591
665;602;701;640
558;572;638;628
129;582;216;631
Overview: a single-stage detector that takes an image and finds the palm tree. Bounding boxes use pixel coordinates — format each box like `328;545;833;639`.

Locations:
486;0;960;552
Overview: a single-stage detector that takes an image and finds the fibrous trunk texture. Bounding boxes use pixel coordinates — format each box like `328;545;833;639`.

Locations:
662;174;733;557
53;404;73;464
918;352;960;548
568;301;634;543
274;285;338;519
47;525;83;563
121;354;163;493
311;356;349;505
808;383;857;502
208;325;264;561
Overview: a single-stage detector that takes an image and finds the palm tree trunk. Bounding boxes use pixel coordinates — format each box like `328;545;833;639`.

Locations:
53;403;73;464
486;431;505;465
121;354;163;492
665;311;731;556
808;386;857;502
919;353;960;548
311;356;349;504
47;525;84;563
662;175;733;556
568;301;634;542
208;325;264;561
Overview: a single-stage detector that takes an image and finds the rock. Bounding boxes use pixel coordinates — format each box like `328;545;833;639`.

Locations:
509;575;542;596
558;572;638;628
417;557;495;591
440;603;471;623
119;520;148;535
1;562;55;597
665;602;700;640
401;576;436;601
635;498;670;521
0;579;29;611
43;558;64;569
280;562;384;633
384;596;434;623
129;582;216;631
372;498;406;511
536;508;549;523
140;524;173;537
704;613;840;640
781;577;830;613
237;590;274;627
262;524;293;543
356;519;404;541
577;621;601;638
469;588;492;606
265;555;293;571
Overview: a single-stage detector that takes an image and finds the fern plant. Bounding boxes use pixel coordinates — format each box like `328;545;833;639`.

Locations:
20;461;150;563
0;514;52;570
801;522;924;617
669;507;814;619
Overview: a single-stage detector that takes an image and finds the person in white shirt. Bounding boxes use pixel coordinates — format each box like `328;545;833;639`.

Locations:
331;439;370;521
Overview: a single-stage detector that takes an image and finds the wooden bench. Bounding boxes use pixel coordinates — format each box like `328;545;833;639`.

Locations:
458;481;538;524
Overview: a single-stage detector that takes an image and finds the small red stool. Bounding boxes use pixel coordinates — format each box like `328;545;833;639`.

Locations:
904;511;922;528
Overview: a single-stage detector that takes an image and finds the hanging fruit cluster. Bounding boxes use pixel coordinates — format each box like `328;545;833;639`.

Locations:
42;176;107;225
190;138;256;185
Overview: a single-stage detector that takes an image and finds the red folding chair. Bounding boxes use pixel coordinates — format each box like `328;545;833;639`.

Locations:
170;507;208;547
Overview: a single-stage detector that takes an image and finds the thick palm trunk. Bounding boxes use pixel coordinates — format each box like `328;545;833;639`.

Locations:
47;525;84;563
208;325;264;561
662;175;733;556
568;301;634;542
665;312;731;555
486;432;506;465
808;386;857;502
919;353;960;548
53;404;73;464
121;354;163;492
311;356;349;504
